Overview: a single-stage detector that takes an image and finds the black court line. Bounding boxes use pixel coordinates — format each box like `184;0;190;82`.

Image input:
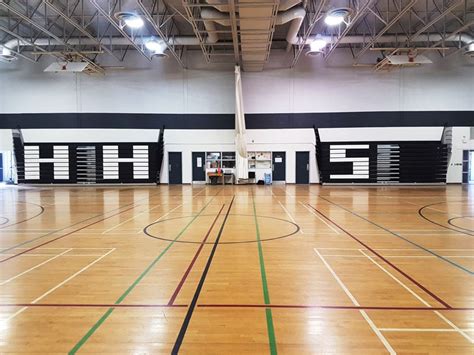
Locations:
0;191;169;254
0;201;45;230
143;213;300;244
0;187;218;255
172;196;235;355
317;196;473;276
418;202;474;236
448;216;474;233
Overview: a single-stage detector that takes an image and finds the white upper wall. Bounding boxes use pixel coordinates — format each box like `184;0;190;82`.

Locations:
319;127;443;141
0;49;472;114
0;129;12;151
22;129;160;142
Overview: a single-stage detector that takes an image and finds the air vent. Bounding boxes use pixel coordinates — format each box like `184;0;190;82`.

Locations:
44;62;89;72
386;54;432;65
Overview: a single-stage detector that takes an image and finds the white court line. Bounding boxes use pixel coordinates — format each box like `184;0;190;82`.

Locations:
2;248;115;322
322;255;474;258
277;200;304;234
359;249;473;344
0;254;112;257
0;248;73;286
314;249;396;354
359;249;431;306
299;202;340;235
0;247;116;250
102;205;161;234
136;204;183;234
314;248;474;251
192;187;208;197
0;230;56;232
276;187;296;197
380;328;474;332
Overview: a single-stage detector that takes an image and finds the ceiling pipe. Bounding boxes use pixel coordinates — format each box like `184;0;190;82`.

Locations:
274;5;474;51
204;0;302;12
3;32;472;59
2;5;473;58
201;8;230;43
275;5;306;48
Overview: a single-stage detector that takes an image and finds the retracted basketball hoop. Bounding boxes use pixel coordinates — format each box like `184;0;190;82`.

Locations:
407;49;417;63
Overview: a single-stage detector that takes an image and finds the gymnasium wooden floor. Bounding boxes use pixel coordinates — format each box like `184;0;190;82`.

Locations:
0;184;472;354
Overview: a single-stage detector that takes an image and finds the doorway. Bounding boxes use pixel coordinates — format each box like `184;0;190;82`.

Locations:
469;151;474;184
192;152;206;182
168;152;183;184
295;151;309;184
272;152;286;182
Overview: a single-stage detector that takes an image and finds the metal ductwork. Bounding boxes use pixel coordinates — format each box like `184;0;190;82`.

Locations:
2;2;473;67
204;0;302;13
0;8;229;59
3;30;473;61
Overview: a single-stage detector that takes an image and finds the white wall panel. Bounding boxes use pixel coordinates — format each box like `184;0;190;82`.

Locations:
319;127;443;142
185;70;234;113
0;62;77;113
1;50;472;114
0;129;13;150
22;129;159;142
447;127;474;183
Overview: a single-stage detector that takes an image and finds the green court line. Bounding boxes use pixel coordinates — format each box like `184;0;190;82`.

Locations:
68;198;216;354
252;196;278;355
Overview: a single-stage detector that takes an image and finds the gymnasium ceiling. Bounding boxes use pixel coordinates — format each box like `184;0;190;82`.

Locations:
0;0;473;72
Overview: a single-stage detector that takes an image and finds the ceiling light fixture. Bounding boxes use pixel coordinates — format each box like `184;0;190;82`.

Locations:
0;46;17;62
145;39;168;58
465;43;474;57
324;8;351;26
114;12;144;29
305;35;327;56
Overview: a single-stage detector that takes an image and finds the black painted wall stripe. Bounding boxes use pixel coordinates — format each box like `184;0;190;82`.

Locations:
0;111;472;129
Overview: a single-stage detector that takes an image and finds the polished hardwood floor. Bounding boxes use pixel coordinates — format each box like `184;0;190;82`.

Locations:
0;184;472;354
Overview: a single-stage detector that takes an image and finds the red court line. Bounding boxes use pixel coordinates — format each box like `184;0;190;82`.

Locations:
198;304;474;311
0;303;187;308
0;205;137;263
167;204;225;306
0;303;471;311
306;204;452;309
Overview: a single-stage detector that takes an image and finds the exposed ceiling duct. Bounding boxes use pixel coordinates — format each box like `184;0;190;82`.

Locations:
0;0;472;70
4;31;472;60
205;0;302;12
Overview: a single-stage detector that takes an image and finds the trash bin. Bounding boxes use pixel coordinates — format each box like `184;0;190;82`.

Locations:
264;173;272;185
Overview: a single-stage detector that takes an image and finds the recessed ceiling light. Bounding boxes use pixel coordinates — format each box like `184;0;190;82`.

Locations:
114;12;144;29
324;8;351;26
